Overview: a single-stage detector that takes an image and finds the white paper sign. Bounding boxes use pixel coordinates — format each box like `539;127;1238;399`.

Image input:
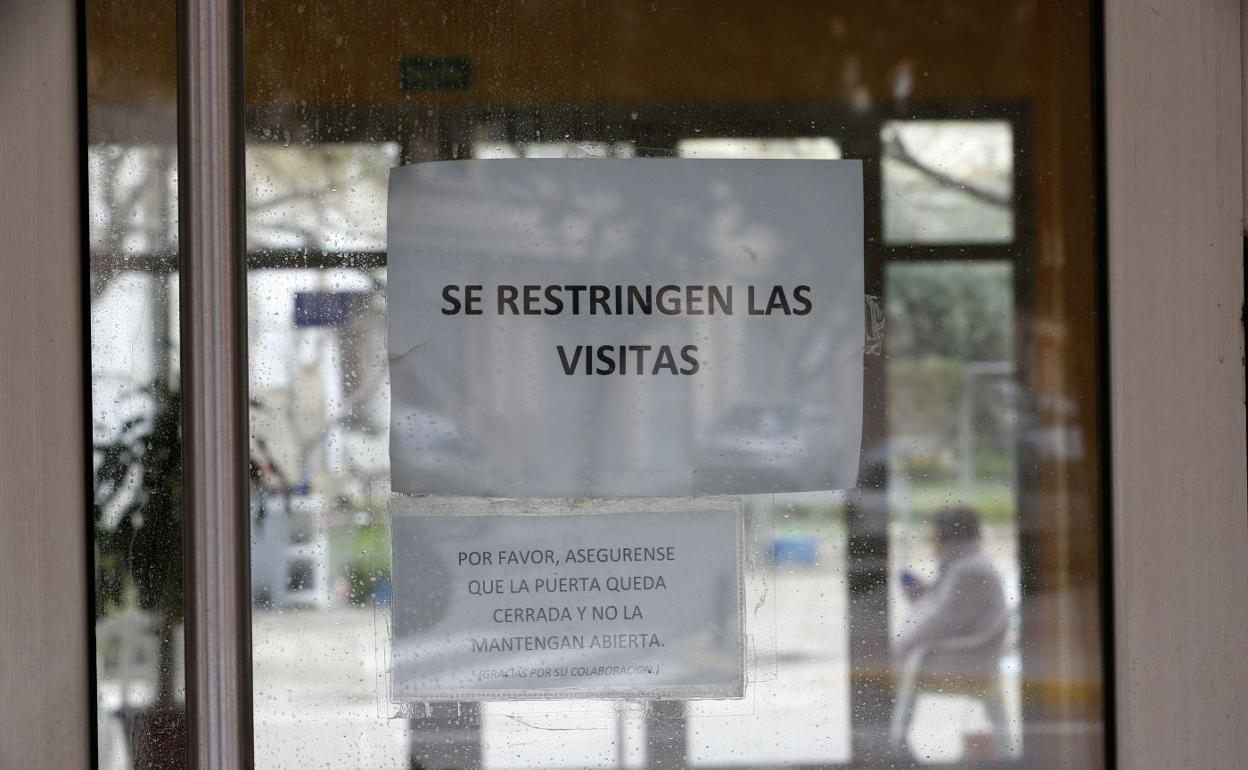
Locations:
387;159;864;496
389;504;743;699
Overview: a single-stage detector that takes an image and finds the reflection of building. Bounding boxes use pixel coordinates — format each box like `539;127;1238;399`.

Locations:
251;495;333;609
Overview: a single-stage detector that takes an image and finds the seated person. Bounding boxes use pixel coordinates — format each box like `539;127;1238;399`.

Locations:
892;506;1011;758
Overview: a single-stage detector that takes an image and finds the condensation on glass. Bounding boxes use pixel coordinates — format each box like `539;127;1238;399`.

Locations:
86;1;1107;768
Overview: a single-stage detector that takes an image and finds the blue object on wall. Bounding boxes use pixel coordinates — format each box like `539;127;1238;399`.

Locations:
772;535;819;565
294;291;361;327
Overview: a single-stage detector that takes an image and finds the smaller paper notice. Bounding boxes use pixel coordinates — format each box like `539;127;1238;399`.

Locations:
389;505;743;700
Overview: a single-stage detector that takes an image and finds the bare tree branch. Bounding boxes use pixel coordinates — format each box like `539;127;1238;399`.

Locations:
882;132;1012;209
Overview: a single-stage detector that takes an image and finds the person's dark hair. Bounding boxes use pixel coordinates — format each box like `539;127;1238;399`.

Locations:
933;506;982;545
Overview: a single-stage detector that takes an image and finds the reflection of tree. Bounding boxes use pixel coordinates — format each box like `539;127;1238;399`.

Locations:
90;142;395;507
89;146;176;301
882;130;1011;209
888;264;1017;484
247;145;393;250
88;143;393;302
886;263;1012;360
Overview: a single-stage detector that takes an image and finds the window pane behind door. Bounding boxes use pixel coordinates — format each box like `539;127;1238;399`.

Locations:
87;2;186;767
87;1;1106;768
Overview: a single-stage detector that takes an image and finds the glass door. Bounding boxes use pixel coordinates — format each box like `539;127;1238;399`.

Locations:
86;1;1111;768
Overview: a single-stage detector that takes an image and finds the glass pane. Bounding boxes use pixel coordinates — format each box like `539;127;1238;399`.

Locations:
473;140;638;159
886;261;1021;759
236;2;1103;768
247;143;397;252
678;138;842;160
882;120;1014;245
86;3;185;768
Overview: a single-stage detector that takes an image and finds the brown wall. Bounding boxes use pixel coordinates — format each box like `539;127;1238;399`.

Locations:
90;0;1037;109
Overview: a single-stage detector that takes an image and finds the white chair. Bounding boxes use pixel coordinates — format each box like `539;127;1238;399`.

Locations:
890;616;1013;759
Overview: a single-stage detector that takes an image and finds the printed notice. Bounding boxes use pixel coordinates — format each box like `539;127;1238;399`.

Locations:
387;159;865;497
389;508;743;699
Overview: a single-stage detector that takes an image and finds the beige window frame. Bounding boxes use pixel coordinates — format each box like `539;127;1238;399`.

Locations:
2;0;1247;766
1;0;91;765
1105;0;1248;765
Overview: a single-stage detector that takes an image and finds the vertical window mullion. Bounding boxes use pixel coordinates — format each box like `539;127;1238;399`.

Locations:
176;0;253;767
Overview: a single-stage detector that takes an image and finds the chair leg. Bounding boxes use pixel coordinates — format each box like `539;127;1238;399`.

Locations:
982;678;1012;758
890;650;925;750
